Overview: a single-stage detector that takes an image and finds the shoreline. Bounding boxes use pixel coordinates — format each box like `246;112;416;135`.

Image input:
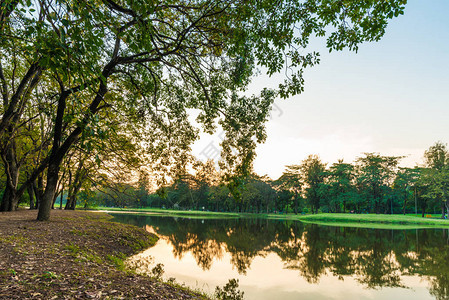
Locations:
91;207;449;229
0;210;206;299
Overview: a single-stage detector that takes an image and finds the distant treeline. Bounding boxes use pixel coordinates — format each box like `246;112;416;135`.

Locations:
90;142;449;217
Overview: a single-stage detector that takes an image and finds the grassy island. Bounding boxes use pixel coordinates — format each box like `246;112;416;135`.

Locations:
270;213;449;229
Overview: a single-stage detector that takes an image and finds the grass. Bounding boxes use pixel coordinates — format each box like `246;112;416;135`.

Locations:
91;206;241;218
298;220;446;230
268;213;449;228
90;206;449;229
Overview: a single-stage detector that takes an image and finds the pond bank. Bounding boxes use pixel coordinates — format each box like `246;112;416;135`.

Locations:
0;210;205;299
274;212;449;228
91;207;449;229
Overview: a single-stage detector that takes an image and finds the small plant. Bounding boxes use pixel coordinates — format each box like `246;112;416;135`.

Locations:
215;279;244;300
64;243;80;256
69;229;85;236
41;271;58;280
8;269;16;276
167;277;176;285
106;255;125;270
151;263;164;279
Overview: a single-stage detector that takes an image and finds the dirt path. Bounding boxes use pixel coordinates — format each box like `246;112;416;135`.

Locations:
0;209;205;299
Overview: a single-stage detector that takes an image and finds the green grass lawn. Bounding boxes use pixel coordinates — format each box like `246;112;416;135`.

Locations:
273;213;449;228
89;207;449;229
91;206;240;218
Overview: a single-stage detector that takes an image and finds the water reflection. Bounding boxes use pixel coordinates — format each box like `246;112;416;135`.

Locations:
112;214;449;299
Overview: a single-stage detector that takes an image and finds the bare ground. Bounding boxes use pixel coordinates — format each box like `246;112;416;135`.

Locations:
0;209;206;299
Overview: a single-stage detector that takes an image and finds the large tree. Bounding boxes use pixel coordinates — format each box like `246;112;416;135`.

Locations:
355;153;402;214
300;154;326;214
1;0;407;220
392;167;421;215
276;165;303;214
324;159;355;213
421;142;449;218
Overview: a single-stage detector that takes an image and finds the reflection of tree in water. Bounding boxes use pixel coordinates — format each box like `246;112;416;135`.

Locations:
273;224;328;283
355;250;404;289
112;214;449;296
168;233;224;270
224;219;274;274
418;229;449;300
326;228;357;280
424;245;449;300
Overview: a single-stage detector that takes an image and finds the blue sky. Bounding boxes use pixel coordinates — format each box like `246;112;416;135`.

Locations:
193;0;449;179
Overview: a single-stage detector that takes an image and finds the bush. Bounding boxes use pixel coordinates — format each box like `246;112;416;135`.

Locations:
214;279;244;300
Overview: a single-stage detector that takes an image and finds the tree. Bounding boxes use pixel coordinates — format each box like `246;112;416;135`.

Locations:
424;142;448;171
209;184;231;212
325;159;355;213
1;0;407;220
0;79;53;212
240;175;276;213
192;160;221;210
392;167;421;215
276;165;303;214
355;153;402;214
300;155;326;214
422;142;449;218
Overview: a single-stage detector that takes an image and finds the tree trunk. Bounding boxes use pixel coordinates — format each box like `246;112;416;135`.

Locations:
65;167;73;210
0;188;9;211
421;204;426;218
65;196;73;210
1;184;19;211
68;191;77;210
27;183;35;210
0;142;20;211
37;163;60;221
51;188;59;209
294;192;298;215
34;176;44;209
59;182;64;209
403;192;407;215
32;181;39;208
37;59;115;221
65;165;84;210
0;63;41;136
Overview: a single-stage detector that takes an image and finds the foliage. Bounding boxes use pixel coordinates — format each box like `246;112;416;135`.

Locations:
419;142;449;217
151;263;165;279
88;142;449;218
214;279;244;300
275;165;302;214
300;155;326;214
0;0;407;220
355;153;402;214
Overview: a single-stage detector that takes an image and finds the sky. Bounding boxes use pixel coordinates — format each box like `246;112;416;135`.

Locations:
192;0;449;180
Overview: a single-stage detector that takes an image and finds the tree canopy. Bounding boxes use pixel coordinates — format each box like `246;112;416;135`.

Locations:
79;142;449;219
0;0;407;220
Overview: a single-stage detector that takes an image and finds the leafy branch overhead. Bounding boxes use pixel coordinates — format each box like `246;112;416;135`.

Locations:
0;0;407;219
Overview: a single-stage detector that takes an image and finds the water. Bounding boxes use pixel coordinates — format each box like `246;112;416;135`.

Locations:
111;213;449;299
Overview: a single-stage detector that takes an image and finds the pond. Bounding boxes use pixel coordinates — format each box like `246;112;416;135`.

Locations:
111;213;449;300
